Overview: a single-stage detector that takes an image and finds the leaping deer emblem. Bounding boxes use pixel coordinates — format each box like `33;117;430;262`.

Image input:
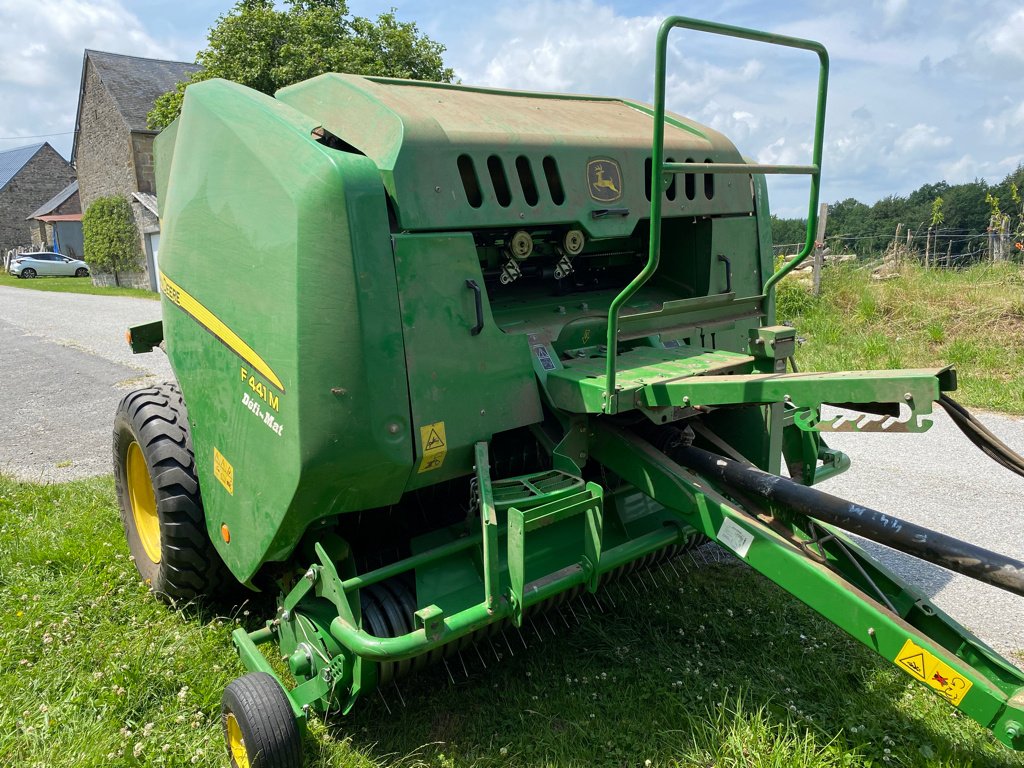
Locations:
588;159;622;202
592;164;619;195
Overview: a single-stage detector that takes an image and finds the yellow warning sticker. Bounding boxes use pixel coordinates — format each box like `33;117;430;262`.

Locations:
894;638;973;705
418;421;447;473
213;447;234;495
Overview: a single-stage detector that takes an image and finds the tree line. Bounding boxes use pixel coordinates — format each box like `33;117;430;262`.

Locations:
771;165;1024;263
147;0;453;129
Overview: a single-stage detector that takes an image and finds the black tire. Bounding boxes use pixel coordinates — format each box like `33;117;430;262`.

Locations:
75;267;89;277
113;382;226;602
21;268;36;279
221;673;303;768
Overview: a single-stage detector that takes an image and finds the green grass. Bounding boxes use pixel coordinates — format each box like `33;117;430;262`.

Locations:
778;261;1024;414
0;273;157;299
2;476;1019;767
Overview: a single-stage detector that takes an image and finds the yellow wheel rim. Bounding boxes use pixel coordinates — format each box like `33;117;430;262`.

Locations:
126;441;161;564
226;712;251;768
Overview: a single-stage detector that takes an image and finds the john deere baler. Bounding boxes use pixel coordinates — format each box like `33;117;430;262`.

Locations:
114;17;1024;768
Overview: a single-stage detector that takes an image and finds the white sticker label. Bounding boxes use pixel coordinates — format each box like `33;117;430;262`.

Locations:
717;517;754;559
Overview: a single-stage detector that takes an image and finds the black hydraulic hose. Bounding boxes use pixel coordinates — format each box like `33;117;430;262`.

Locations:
673;443;1024;598
938;395;1024;479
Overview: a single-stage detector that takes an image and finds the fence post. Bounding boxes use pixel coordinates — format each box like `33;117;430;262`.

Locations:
812;202;828;296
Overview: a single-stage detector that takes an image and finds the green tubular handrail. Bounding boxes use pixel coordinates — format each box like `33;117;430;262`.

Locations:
603;16;829;413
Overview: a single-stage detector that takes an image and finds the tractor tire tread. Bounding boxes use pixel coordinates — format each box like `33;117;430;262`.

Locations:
114;381;227;603
222;673;302;768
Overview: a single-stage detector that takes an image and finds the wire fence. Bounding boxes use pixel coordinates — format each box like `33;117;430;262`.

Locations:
772;227;1021;269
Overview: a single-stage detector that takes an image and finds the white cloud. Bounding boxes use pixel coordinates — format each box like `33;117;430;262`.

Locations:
982;101;1024;142
455;0;772;115
893;124;953;155
876;0;911;27
458;1;661;96
942;151;1024;185
973;7;1024;65
0;0;187;156
451;0;1014;212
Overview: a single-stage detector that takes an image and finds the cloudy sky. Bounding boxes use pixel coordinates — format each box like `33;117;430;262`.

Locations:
1;0;1021;216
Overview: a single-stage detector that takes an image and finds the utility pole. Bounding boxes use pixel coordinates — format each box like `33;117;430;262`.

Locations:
812;202;828;296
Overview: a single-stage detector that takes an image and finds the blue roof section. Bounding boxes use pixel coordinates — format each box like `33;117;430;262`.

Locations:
0;142;45;191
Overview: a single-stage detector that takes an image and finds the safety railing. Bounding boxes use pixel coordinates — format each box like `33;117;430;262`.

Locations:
603;16;829;412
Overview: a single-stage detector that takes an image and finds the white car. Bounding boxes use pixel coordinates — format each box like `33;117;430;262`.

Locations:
9;252;91;279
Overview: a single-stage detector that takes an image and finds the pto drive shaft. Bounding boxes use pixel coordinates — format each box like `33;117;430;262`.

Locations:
674;444;1024;598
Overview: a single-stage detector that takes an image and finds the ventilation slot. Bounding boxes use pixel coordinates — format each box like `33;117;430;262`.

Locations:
543;156;565;205
645;158;679;202
458;154;483;208
704;158;715;199
516;156;539;206
684;157;696;200
488;156;512;207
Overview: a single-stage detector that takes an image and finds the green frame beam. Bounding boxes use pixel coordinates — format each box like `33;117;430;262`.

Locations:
586;421;1024;750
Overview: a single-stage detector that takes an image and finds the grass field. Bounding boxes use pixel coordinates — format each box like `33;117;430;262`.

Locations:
0;272;157;300
2;476;1019;767
777;261;1024;415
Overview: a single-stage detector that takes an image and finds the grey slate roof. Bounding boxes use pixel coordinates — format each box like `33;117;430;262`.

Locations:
28;180;79;220
132;191;159;216
85;50;200;132
0;142;44;191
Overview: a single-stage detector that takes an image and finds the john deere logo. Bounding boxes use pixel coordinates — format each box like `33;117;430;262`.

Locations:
587;159;622;202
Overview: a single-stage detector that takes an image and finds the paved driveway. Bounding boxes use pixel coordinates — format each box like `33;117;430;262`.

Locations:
822;409;1024;657
0;285;170;482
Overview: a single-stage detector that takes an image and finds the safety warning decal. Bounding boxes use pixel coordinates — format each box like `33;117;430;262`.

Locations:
213;446;234;495
533;344;556;371
894;638;973;706
717;517;753;559
418;421;447;473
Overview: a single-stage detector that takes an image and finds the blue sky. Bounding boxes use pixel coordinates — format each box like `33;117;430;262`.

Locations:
1;0;1022;217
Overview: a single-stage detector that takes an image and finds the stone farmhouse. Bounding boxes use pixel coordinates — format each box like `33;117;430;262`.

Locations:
72;50;199;290
0;142;76;254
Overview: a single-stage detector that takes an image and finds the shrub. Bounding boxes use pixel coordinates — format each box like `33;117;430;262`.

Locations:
82;195;141;285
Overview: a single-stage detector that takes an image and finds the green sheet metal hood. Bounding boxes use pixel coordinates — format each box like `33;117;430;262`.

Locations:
276;75;752;237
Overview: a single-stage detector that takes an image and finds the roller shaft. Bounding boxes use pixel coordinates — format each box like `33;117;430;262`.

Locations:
674;444;1024;598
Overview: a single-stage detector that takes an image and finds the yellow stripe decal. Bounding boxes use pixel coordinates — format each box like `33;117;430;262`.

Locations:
160;271;285;392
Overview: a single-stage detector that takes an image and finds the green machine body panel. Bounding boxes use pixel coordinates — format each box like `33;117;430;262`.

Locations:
155;80;414;581
392;233;542;486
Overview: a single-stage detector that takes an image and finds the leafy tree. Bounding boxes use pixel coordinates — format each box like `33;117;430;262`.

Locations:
930;196;945;229
986;192;1007;230
770;170;1024;263
82;195;142;285
1008;183;1024;245
822;197;874;256
924;196;945;266
769;215;807;250
148;0;454;129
